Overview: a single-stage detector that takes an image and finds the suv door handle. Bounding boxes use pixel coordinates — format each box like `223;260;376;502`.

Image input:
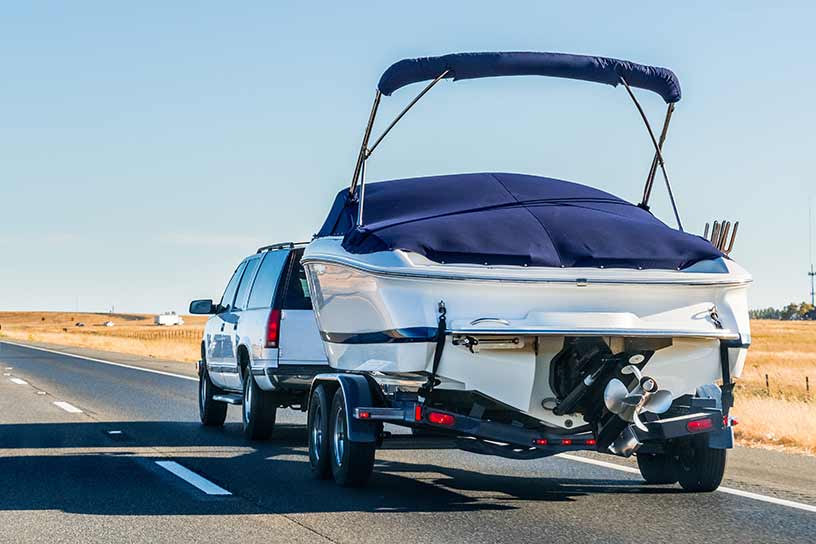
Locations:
233;323;238;330
220;323;225;332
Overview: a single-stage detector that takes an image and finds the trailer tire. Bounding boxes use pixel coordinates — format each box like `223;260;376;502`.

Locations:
329;388;375;487
242;367;276;441
676;437;726;492
308;384;332;479
199;364;227;427
636;453;678;485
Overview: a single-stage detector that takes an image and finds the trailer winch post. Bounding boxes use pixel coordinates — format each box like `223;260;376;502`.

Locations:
419;301;447;404
719;341;735;418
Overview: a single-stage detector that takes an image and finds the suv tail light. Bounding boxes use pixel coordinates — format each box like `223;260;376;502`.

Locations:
265;309;281;348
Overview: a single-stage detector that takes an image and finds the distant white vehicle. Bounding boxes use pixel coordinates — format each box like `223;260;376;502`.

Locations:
103;321;115;327
155;313;184;326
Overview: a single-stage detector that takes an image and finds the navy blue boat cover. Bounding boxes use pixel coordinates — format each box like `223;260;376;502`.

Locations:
378;52;681;103
316;173;721;270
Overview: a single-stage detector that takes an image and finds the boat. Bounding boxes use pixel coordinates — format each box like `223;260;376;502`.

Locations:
302;51;750;457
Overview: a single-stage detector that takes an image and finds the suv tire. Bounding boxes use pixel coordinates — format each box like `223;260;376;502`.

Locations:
199;363;227;427
242;367;276;440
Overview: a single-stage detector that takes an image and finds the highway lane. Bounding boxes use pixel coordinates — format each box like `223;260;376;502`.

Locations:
1;341;814;543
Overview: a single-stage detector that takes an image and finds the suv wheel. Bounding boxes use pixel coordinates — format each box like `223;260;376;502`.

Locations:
199;364;227;427
242;367;276;440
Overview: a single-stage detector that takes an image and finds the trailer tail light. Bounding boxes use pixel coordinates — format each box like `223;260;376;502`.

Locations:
265;309;281;348
357;410;371;420
686;418;714;433
585;438;597;446
560;439;573;446
428;412;455;426
533;438;548;446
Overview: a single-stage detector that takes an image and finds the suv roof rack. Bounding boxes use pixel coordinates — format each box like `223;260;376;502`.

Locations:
256;241;309;253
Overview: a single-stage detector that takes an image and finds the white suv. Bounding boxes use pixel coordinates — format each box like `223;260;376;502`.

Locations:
189;242;328;439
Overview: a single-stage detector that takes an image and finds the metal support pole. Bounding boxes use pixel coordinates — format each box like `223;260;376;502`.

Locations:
366;69;450;157
349;91;382;197
620;77;683;231
641;103;675;209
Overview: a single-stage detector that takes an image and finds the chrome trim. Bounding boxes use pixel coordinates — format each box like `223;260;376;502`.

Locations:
450;327;741;340
469;317;510;326
301;255;754;288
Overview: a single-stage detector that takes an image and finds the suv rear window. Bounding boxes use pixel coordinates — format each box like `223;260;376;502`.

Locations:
247;250;288;309
282;251;312;310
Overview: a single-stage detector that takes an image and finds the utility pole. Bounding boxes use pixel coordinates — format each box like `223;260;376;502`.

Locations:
810;199;815;306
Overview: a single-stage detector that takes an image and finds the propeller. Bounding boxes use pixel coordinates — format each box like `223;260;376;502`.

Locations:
604;364;673;431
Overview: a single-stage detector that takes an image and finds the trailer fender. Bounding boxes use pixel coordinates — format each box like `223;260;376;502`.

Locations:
695;383;733;450
310;374;378;443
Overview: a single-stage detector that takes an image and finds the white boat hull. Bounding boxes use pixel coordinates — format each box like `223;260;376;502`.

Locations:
303;237;751;429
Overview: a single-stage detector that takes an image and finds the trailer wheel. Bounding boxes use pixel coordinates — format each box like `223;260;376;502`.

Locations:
636;453;678;485
199;364;227;427
241;367;276;440
308;384;332;479
676;438;727;492
329;388;375;487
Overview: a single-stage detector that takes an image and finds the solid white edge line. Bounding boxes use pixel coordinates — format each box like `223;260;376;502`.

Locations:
53;401;83;414
0;340;197;382
155;461;231;496
558;453;816;514
9;377;28;385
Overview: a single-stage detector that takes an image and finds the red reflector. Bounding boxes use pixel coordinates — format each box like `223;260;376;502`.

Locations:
414;404;423;421
428;412;455;426
265;309;281;348
560;439;573;446
533;438;549;446
687;418;714;433
725;415;739;427
585;439;597;446
358;411;371;420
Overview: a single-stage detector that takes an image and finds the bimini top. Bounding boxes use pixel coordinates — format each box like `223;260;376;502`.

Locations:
378;52;681;103
316;173;721;270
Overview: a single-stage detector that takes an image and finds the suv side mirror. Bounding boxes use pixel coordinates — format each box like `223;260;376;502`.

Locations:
189;299;216;315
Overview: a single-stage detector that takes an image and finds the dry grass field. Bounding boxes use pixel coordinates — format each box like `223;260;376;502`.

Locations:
734;320;816;454
0;311;206;363
0;313;813;453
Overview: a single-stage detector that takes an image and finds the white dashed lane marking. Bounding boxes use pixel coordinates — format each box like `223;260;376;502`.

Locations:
558;454;816;514
155;461;232;496
9;377;28;385
52;401;83;414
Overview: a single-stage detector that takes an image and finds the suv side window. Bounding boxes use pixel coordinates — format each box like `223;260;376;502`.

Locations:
282;250;313;310
247;250;288;309
219;261;248;312
233;256;261;311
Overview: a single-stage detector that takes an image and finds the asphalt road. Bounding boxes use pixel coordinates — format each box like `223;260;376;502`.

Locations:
1;341;814;544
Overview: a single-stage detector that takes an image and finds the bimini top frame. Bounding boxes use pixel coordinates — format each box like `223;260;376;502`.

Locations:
348;51;684;230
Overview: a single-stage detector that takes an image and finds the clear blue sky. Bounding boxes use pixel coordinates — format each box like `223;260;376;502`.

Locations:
1;2;813;313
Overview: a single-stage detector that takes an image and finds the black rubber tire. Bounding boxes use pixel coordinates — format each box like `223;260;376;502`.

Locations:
199;364;227;427
636;453;679;485
329;388;375;487
308;385;332;480
242;367;276;441
676;438;727;492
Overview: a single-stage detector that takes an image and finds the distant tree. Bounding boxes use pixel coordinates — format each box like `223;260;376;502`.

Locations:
750;302;815;320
